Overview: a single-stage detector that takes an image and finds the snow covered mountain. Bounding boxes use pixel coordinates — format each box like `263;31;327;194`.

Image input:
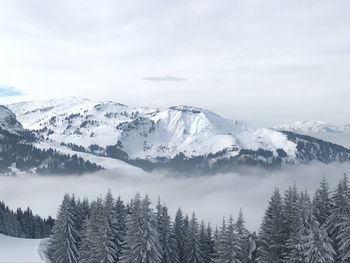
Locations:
7;98;350;173
0;103;102;175
8;98;295;158
273;121;348;134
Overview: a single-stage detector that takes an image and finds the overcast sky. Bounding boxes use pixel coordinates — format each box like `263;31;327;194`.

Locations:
0;0;349;125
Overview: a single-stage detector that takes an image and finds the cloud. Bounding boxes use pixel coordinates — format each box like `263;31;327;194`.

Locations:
0;86;23;97
0;162;349;231
143;76;186;82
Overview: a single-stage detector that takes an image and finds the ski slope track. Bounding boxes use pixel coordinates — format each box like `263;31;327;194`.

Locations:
0;234;49;262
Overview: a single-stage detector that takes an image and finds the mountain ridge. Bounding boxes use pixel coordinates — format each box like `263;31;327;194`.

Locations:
8;97;295;160
4;97;350;173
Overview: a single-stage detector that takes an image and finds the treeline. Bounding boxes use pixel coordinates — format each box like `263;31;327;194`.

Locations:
46;175;350;263
0;125;102;175
0;136;102;175
0;201;54;238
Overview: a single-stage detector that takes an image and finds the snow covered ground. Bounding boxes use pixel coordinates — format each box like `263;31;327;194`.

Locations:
0;234;48;262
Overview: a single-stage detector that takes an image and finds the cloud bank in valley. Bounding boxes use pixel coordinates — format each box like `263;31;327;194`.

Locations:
0;162;349;230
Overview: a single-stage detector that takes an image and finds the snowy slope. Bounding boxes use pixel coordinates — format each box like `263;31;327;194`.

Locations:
273;121;343;133
0;234;48;262
36;140;144;171
9;97;155;151
8;98;297;160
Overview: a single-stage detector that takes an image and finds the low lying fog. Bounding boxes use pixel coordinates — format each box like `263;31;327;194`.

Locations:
1;162;349;230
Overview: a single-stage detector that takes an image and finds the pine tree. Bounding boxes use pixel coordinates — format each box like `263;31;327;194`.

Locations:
302;219;335;263
79;218;93;263
115;196;127;261
200;223;215;263
215;218;226;263
336;175;350;262
79;193;119;263
184;212;204;263
156;197;163;233
282;185;301;261
76;198;90;234
79;198;106;263
285;190;312;263
313;177;332;226
159;206;178;263
215;216;241;263
121;194;162;263
258;189;285;263
49;194;79;263
338;212;350;262
102;190;119;263
184;214;190;233
213;227;220;261
200;221;210;263
174;208;186;263
206;224;216;263
235;209;250;263
327;175;350;261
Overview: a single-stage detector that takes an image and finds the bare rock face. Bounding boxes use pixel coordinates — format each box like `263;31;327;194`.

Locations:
0;105;24;136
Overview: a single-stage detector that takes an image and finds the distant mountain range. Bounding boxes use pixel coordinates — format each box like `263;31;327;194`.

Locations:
273;120;350;134
1;98;349;174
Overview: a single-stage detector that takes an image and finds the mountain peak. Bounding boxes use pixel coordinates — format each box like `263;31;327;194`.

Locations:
169;105;204;114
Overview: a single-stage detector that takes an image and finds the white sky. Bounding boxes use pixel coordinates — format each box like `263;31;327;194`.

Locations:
0;0;349;126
